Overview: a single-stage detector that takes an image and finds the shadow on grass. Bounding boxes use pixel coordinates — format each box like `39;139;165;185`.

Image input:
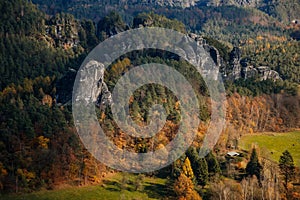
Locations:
102;180;121;192
144;181;174;199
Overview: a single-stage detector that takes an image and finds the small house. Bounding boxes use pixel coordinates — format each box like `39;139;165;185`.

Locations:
227;151;240;157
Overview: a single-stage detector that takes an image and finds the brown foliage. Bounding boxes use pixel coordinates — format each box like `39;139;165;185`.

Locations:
174;173;202;200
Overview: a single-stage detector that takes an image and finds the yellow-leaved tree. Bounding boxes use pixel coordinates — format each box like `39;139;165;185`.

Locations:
174;173;202;200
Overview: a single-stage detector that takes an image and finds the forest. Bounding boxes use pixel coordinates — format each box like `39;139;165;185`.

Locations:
0;0;300;199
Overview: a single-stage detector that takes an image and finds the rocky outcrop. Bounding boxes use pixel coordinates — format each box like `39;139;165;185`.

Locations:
207;0;262;7
128;0;200;8
45;14;81;49
56;31;282;105
225;47;282;81
142;0;261;8
203;44;222;69
146;0;262;8
188;36;281;82
242;65;282;81
74;60;112;109
56;62;112;106
189;33;224;71
154;0;199;8
229;47;242;80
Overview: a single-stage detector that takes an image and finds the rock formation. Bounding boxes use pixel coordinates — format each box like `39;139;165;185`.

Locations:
75;60;112;110
154;0;199;8
206;0;261;7
45;14;80;49
56;31;282;105
229;47;242;80
242;65;282;81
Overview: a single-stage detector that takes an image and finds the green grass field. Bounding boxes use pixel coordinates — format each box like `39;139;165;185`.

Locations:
239;130;300;167
0;173;171;200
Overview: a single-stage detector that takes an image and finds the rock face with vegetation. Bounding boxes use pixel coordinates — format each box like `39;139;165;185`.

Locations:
208;0;262;7
150;0;199;8
243;66;282;81
224;47;282;81
46;13;81;49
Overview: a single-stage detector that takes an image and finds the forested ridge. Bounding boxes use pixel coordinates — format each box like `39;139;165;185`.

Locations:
0;0;299;198
0;0;107;193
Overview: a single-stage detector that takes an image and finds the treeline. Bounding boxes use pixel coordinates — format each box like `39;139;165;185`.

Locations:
31;0;293;43
220;92;300;150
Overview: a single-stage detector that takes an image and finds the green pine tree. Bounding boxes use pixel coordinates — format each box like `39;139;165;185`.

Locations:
194;157;208;187
246;148;262;182
279;150;295;190
186;147;208;187
205;151;221;178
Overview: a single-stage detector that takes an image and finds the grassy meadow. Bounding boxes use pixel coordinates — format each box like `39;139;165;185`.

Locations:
239;130;300;167
0;173;171;200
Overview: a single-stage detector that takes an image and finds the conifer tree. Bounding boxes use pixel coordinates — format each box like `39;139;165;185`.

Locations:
186;147;208;187
279;150;295;190
246;148;262;182
205;151;221;177
194;157;208;187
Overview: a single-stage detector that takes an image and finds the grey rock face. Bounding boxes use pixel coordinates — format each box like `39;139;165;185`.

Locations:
72;31;221;109
220;46;282;81
123;0;262;8
203;45;222;68
241;65;258;79
133;0;261;8
207;0;261;7
242;65;282;81
59;32;282;106
45;15;80;48
76;60;112;110
96;81;112;110
153;0;199;8
256;66;282;81
227;47;242;80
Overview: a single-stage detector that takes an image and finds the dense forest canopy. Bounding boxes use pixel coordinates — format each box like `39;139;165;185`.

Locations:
0;0;299;198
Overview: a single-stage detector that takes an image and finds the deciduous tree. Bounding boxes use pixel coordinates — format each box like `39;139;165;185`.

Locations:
174;173;202;200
